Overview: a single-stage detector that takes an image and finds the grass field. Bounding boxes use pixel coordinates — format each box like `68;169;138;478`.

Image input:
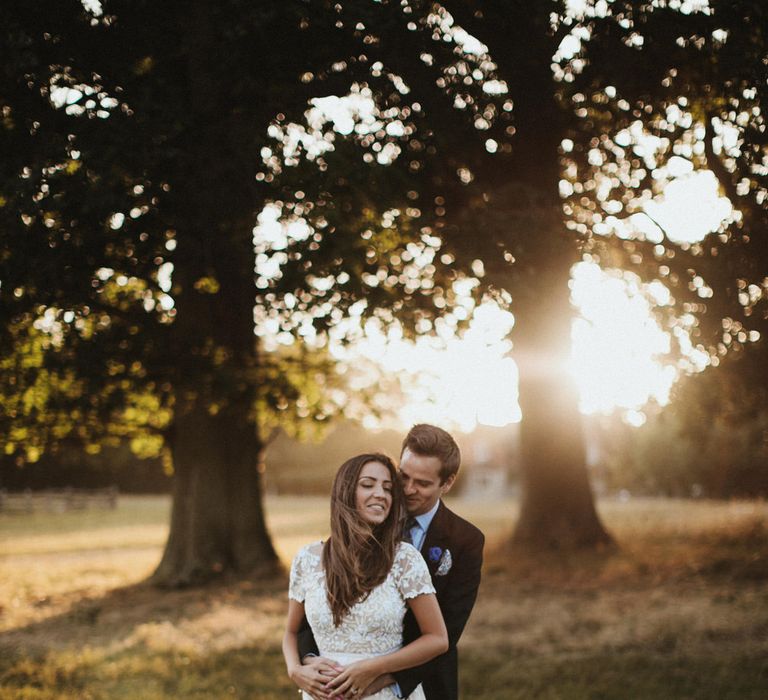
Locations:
1;495;767;699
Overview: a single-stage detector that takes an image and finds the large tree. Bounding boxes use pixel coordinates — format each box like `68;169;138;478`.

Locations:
277;0;766;547
2;0;523;583
259;1;612;548
439;0;767;544
1;1;441;585
440;0;764;544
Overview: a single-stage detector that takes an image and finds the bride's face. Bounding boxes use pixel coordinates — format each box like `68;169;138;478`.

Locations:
355;460;394;525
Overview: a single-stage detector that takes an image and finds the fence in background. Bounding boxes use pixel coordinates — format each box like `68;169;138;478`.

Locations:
0;487;119;513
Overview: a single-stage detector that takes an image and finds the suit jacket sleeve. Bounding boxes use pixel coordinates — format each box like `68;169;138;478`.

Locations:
393;525;485;697
297;614;320;660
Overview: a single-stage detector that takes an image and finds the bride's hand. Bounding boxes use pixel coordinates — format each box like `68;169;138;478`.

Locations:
325;659;381;699
290;656;343;699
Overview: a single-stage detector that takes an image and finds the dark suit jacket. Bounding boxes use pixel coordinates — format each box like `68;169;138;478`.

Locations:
297;500;485;700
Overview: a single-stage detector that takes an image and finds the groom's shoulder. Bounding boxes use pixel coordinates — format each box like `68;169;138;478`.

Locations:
440;502;485;546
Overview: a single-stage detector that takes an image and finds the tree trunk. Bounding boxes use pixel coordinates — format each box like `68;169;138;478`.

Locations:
502;171;614;549
151;399;279;587
441;1;614;548
511;259;613;549
150;206;281;585
148;0;281;586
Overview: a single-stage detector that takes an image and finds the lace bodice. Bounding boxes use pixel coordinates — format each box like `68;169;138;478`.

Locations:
289;540;435;656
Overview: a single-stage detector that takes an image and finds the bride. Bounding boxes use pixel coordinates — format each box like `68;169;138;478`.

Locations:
283;453;448;699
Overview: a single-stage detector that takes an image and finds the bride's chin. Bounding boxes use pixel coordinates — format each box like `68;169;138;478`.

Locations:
361;513;389;527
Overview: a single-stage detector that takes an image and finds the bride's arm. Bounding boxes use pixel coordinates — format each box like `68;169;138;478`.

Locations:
282;599;306;682
284;599;337;700
326;593;448;698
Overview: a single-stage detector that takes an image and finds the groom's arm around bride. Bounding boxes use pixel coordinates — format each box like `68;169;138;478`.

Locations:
391;501;484;699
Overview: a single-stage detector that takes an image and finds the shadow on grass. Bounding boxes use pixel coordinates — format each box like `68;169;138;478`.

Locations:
0;573;293;699
482;514;768;593
0;642;296;700
463;514;768;699
460;648;768;700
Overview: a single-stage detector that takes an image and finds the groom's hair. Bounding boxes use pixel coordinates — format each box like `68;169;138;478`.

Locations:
402;423;461;484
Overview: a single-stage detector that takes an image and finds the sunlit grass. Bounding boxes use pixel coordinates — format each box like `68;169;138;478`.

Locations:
0;646;296;700
0;495;169;554
1;495;767;698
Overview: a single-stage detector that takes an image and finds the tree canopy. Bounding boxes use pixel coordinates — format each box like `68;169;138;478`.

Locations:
2;0;766;581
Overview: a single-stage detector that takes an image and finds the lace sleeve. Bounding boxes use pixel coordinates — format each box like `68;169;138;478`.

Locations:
395;543;436;600
288;546;307;602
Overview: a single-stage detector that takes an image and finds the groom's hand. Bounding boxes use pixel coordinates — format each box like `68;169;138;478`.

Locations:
361;673;396;697
291;656;344;700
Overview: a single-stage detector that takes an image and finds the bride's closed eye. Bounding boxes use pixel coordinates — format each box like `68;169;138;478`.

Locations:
358;478;392;491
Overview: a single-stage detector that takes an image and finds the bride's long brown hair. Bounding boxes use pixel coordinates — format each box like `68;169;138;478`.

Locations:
323;453;405;626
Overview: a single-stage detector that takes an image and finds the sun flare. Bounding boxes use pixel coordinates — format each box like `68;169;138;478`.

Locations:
351;262;689;433
568;263;679;426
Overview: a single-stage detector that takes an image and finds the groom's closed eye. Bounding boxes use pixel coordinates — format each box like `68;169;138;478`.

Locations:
402;476;433;488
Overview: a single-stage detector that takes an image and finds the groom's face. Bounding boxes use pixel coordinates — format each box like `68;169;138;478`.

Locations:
399;447;456;516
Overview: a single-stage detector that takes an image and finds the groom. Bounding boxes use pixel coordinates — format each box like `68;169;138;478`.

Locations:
295;423;485;700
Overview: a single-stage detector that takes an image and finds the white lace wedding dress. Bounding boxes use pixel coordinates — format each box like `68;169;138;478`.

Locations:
289;540;435;700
